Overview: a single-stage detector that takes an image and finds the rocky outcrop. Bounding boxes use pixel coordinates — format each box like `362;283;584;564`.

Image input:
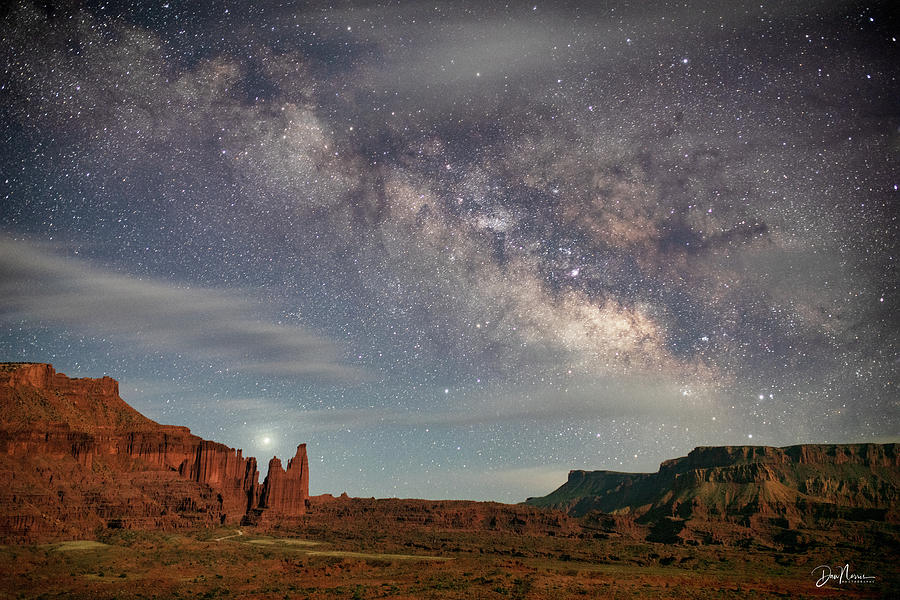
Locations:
0;362;152;431
180;440;262;517
526;443;900;546
259;445;309;516
0;363;307;542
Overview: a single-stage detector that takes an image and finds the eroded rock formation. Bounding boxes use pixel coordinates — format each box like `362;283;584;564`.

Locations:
259;445;309;516
0;363;309;542
526;443;900;545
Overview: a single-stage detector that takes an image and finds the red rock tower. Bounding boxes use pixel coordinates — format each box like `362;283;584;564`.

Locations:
258;444;309;516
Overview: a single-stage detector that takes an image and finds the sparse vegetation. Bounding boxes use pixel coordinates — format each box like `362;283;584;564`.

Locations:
0;520;895;599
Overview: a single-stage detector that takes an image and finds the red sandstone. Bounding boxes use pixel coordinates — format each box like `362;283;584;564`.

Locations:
0;362;309;542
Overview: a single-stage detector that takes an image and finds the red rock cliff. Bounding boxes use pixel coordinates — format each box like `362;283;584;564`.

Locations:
527;442;900;546
0;363;308;542
0;362;151;431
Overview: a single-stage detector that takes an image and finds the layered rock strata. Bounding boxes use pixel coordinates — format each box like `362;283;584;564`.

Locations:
0;363;309;541
259;444;309;516
526;443;899;545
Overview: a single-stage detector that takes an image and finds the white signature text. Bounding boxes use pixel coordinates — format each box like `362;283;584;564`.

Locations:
812;564;876;587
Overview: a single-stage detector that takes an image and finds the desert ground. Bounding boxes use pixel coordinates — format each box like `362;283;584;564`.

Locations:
1;519;894;599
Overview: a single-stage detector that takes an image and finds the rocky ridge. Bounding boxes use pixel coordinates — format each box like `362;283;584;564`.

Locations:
526;443;899;545
0;363;309;542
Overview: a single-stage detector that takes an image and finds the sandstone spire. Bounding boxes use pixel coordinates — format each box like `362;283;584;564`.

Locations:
259;444;310;516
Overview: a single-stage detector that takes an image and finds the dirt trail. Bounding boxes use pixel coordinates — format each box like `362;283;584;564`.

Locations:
212;529;244;541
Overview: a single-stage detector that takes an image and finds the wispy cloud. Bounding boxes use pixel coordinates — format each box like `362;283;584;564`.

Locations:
0;236;361;380
221;376;712;433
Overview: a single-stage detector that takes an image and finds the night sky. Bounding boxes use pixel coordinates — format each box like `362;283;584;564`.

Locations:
1;1;897;502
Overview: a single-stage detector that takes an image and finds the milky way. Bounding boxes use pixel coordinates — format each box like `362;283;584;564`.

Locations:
1;1;897;501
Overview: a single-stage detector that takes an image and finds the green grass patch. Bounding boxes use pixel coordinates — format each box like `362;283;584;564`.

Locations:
50;540;111;552
245;537;322;547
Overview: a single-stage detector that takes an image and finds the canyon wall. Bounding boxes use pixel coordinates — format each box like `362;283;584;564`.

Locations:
526;443;899;544
0;363;309;542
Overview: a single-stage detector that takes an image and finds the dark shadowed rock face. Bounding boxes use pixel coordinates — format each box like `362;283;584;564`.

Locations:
526;443;899;545
0;363;308;542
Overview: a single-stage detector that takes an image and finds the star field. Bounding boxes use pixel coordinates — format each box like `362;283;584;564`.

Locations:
1;1;898;501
